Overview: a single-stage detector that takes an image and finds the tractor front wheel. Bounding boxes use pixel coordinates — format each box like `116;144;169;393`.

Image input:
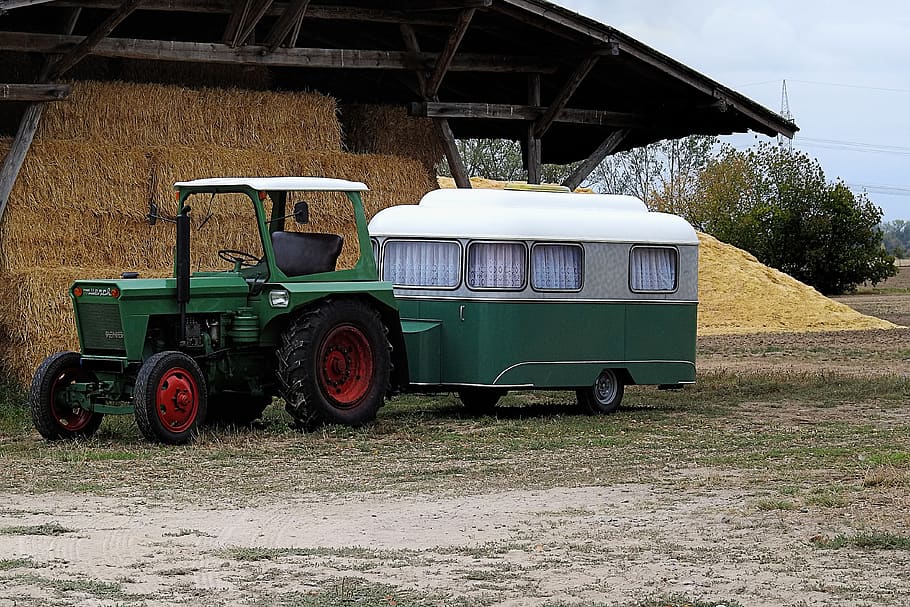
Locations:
30;351;104;440
278;299;390;430
134;351;207;444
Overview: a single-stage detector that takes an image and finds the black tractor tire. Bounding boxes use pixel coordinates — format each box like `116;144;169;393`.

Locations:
134;351;208;444
457;387;505;415
206;392;272;426
30;351;104;440
577;369;624;415
277;299;390;430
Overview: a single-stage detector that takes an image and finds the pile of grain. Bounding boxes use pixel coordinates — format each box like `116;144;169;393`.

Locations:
439;176;896;335
0;81;436;383
697;233;896;334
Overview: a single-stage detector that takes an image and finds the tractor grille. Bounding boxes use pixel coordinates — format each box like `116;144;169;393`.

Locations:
77;303;125;354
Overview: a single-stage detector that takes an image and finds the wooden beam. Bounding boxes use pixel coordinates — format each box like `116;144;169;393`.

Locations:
527;73;541;184
0;104;44;222
410;101;649;128
0;83;71;101
46;0;143;78
0;31;558;73
223;0;251;45
263;0;309;51
399;23;428;97
425;8;475;98
0;0;55;9
53;1;455;25
533;54;598;138
436;118;470;189
232;0;273;47
391;0;491;9
561;129;629;191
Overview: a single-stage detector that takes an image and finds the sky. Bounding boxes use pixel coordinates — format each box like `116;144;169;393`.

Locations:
554;0;910;221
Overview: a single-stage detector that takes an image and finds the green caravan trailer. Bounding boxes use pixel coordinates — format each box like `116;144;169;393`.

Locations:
368;187;700;413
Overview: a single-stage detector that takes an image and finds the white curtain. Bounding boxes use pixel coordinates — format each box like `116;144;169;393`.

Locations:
532;244;582;290
468;242;526;289
382;240;460;287
631;247;677;291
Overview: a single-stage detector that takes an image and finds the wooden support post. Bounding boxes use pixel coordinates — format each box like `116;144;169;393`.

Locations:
399;23;428;97
436;118;470;188
527;73;541;184
263;0;309;51
561;129;629;191
534;54;598;139
47;0;143;78
232;0;273;47
0;103;44;221
0;83;71;101
425;7;475;98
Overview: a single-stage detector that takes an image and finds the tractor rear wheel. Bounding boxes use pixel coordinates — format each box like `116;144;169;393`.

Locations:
30;351;104;440
278;299;390;430
134;351;207;444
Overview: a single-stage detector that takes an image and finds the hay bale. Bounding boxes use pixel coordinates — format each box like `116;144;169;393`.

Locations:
342;105;444;175
697;233;897;335
39;81;341;153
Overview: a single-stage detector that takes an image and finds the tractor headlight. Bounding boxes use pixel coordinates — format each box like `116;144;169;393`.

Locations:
269;289;290;308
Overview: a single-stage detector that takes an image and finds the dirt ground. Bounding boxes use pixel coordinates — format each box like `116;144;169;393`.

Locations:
0;293;908;606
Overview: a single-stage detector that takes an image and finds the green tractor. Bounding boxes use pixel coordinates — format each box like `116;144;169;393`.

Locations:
30;177;408;444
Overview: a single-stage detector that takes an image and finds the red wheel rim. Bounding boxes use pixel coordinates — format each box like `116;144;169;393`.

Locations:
155;367;200;433
318;325;374;408
50;367;94;432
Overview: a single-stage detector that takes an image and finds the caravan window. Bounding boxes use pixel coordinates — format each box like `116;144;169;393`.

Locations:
467;241;527;290
382;240;461;288
630;246;678;292
531;243;583;291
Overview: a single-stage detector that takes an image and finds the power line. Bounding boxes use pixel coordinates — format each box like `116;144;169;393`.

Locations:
846;183;910;197
737;79;910;94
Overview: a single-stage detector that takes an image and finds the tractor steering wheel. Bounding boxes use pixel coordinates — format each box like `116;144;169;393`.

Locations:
218;249;262;269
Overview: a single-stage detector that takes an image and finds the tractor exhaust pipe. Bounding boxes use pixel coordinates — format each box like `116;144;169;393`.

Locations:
176;205;191;346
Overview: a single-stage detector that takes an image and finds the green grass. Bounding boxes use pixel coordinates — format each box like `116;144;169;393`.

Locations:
811;530;910;551
1;371;907;501
0;557;37;570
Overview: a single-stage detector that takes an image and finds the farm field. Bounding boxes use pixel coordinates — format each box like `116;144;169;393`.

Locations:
0;295;908;607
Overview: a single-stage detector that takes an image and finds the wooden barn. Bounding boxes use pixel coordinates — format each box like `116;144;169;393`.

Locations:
0;0;798;382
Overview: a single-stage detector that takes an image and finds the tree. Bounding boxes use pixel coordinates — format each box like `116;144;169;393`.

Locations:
438;138;580;184
586;135;717;209
880;220;910;258
694;143;896;294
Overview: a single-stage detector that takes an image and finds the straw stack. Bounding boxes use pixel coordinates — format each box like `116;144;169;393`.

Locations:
40;81;341;152
0;81;438;384
342;105;444;175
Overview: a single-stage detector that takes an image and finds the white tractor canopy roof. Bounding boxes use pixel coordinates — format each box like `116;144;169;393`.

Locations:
174;177;369;192
419;188;648;213
370;204;698;245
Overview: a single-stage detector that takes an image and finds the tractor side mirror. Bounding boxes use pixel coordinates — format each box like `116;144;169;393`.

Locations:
293;201;309;224
147;202;158;226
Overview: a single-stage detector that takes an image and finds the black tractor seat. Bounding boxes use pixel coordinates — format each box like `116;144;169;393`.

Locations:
271;231;344;277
